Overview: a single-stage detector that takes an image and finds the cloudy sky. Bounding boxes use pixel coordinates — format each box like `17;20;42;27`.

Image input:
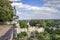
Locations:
10;0;60;20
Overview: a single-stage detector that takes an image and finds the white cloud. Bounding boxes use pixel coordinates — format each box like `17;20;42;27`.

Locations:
12;2;60;20
16;11;31;20
44;0;60;8
12;3;58;12
11;2;22;7
9;0;21;1
17;9;59;20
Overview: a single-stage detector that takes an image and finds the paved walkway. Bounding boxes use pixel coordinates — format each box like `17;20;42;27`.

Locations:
0;25;13;40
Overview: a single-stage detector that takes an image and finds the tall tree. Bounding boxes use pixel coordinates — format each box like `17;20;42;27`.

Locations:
0;0;13;22
46;20;55;27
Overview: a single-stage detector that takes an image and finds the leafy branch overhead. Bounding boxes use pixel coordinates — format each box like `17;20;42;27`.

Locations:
0;0;13;22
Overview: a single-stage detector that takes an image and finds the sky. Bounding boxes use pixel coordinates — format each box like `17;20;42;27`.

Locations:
10;0;60;20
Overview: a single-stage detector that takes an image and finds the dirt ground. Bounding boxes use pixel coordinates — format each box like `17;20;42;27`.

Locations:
0;25;12;37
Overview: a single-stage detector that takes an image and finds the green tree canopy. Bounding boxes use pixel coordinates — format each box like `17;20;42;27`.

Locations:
46;20;55;27
17;32;28;40
29;20;37;26
19;20;28;28
0;0;13;22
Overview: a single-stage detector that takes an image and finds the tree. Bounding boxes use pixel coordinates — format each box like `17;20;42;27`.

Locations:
19;20;28;28
0;0;13;22
55;28;60;34
45;28;60;40
41;21;47;28
46;20;55;27
35;31;51;40
17;32;28;40
29;20;36;26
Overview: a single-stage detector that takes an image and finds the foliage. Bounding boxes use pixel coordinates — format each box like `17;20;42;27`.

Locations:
45;28;60;40
35;31;51;40
19;20;28;28
35;28;60;40
29;20;47;28
0;0;13;22
45;27;54;34
40;21;47;28
45;28;60;34
29;20;37;26
29;19;60;28
18;20;60;40
27;37;33;40
55;28;60;34
50;34;60;40
17;32;28;40
46;20;55;27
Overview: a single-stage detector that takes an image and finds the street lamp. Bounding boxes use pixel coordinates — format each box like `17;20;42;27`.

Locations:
9;0;20;40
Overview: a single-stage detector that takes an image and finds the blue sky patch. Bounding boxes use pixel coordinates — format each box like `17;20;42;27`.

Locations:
11;0;60;20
